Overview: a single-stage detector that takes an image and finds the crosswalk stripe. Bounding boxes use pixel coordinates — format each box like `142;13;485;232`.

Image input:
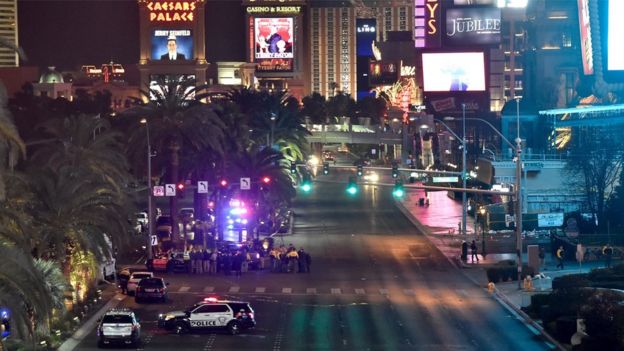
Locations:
355;288;366;295
282;287;292;294
379;288;389;295
403;289;415;296
306;288;317;294
203;286;214;293
229;286;240;293
178;286;190;292
331;288;341;295
456;289;468;297
255;287;266;293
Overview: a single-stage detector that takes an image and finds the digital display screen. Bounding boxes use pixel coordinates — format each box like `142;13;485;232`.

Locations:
151;29;193;61
254;17;294;59
422;52;486;92
149;75;196;100
445;7;501;45
578;0;594;75
608;0;624;71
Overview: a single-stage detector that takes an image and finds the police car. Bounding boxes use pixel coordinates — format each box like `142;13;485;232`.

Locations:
158;298;255;335
96;308;141;348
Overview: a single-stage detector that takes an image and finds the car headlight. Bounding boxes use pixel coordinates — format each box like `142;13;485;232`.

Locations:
164;314;175;321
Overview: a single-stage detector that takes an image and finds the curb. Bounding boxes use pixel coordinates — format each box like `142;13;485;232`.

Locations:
393;197;565;350
57;293;127;351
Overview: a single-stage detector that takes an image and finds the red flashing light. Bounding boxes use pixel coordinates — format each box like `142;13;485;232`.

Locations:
204;297;218;302
207;201;215;208
262;176;271;184
220;179;228;187
177;183;185;190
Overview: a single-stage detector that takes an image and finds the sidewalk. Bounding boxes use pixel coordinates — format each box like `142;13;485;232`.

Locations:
394;189;611;351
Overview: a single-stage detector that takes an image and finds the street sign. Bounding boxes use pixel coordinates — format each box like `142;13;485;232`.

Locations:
165;184;176;196
538;213;564;227
153;186;165;197
432;176;459;183
240;177;251;190
505;214;515;227
197;181;208;193
151;235;158;246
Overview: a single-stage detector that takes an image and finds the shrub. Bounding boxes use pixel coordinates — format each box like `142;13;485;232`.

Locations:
552;274;591;290
591;281;624;290
486;268;500;283
611;263;624;275
526;293;550;315
587;268;614;281
497;259;516;267
554;316;577;342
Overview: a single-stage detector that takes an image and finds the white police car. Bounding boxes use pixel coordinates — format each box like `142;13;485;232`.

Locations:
158;298;255;335
97;308;141;348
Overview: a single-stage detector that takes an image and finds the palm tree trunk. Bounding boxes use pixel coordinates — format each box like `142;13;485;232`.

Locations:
168;141;180;248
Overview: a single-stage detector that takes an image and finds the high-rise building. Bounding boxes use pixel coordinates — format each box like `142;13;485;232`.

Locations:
308;0;412;98
0;0;18;67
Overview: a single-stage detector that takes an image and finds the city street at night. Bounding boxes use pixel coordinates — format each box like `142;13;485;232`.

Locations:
73;176;554;351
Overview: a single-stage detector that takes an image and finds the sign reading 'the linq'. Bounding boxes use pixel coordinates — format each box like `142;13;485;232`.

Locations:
414;0;442;48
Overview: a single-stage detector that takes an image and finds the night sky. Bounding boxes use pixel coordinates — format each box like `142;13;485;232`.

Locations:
18;0;245;70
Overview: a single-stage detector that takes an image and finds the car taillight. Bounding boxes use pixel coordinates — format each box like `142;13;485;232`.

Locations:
157;288;163;293
136;287;141;293
248;312;254;319
132;324;139;331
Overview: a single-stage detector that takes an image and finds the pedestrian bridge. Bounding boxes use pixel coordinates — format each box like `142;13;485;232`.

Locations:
305;124;403;145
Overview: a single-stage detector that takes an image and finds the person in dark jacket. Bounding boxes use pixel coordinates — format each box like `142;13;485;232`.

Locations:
297;248;306;273
118;269;131;294
232;252;244;277
304;251;312;273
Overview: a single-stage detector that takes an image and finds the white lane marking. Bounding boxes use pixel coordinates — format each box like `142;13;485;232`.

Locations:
379;288;389;295
229;286;240;293
403;289;415;296
355;288;366;295
203;286;214;293
255;287;266;293
457;289;468;297
178;286;190;292
306;288;317;294
331;288;341;295
282;287;292;294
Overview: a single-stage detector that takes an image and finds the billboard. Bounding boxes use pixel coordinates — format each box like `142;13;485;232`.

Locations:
149;75;196;100
445;7;501;45
253;17;294;59
422;52;486;92
414;0;442;48
607;0;624;71
151;29;193;60
577;0;594;75
369;61;398;86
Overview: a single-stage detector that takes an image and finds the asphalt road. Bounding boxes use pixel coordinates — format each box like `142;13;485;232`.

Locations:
75;170;554;350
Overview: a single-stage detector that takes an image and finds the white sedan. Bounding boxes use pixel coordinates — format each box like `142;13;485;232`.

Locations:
127;272;153;295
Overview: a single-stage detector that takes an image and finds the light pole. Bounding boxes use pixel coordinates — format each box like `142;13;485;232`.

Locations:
479;206;487;258
140;118;154;260
461;103;467;236
270;113;277;147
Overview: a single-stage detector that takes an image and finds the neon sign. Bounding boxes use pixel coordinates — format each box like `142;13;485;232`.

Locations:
146;1;197;22
414;0;441;48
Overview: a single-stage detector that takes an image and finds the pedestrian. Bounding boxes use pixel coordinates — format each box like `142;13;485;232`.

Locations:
269;248;278;272
297;248;306;273
232;251;244;277
470;240;479;263
304;251;311;273
603;244;613;268
209;250;218;274
190;249;197;274
286;248;299;273
556;245;565;269
118;268;130;294
538;246;546;271
202;249;210;274
280;249;288;273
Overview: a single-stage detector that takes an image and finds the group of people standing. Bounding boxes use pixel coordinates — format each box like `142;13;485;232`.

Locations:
269;244;311;273
189;248;218;275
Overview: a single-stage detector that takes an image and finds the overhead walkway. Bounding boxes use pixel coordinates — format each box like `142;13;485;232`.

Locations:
305;124;403;145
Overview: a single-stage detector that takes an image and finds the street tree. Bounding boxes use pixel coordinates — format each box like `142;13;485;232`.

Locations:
565;126;624;231
301;92;328;124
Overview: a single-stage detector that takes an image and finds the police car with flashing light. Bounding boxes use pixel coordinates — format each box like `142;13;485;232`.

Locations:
158;298;255;335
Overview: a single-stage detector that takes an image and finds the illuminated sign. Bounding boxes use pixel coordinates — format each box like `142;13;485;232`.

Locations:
401;64;416;77
246;6;301;14
446;8;501;45
414;0;442;48
146;1;197;22
577;0;593;74
607;0;624;71
254;17;293;59
151;29;193;60
369;61;398;85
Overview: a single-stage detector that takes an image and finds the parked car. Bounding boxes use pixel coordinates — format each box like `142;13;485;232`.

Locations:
97;308;141;348
179;208;195;220
127;272;154;295
135;277;169;303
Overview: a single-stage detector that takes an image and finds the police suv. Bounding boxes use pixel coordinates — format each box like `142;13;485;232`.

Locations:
158;298;255;335
96;308;141;348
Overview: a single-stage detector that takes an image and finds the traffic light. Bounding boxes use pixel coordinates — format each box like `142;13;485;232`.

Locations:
300;174;312;192
262;176;271;184
290;162;297;174
392;180;405;198
177;182;185;198
323;162;330;175
219;179;228;188
346;176;358;195
357;164;363;177
392;163;399;178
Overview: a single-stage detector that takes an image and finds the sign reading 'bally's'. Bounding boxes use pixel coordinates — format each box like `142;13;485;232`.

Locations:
445;7;501;45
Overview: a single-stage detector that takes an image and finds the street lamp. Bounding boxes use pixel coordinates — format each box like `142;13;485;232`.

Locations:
140;118;154;260
479;206;487;258
269;113;277;147
433;118;467;236
447;112;524;289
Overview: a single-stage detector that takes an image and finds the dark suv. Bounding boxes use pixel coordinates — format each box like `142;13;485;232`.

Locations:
135;277;169;303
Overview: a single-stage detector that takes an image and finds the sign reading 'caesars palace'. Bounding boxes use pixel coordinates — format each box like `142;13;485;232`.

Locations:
147;1;197;21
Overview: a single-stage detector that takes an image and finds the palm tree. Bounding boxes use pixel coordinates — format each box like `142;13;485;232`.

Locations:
124;77;226;247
